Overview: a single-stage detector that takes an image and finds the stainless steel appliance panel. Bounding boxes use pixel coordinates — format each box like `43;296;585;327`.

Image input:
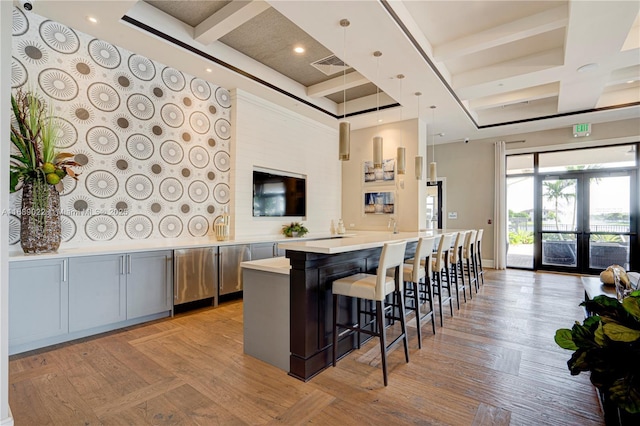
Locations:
219;244;251;295
174;247;218;305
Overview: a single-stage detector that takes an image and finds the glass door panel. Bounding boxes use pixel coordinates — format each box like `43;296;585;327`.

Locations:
507;176;534;268
588;175;631;270
542;233;577;267
541;178;577;232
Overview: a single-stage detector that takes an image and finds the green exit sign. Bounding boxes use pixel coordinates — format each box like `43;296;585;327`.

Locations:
573;123;591;137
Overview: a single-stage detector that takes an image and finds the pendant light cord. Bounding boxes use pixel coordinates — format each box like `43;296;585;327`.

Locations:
342;21;347;120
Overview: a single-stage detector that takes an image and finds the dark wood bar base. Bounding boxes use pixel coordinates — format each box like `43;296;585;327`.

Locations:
287;242;417;381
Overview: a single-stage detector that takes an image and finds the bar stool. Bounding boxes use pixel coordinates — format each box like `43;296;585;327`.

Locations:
431;233;454;326
476;229;485;286
332;240;409;386
463;230;478;294
400;237;437;348
448;231;467;309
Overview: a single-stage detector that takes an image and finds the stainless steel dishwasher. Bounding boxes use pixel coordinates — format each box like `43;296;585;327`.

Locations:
174;247;218;306
219;244;251;296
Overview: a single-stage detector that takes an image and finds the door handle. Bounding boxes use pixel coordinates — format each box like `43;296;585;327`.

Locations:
62;259;67;282
120;256;125;275
127;254;132;274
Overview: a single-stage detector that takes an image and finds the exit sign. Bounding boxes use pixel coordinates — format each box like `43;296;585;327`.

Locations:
573;123;591;137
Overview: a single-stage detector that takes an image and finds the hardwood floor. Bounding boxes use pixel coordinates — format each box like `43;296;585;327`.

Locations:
9;269;604;425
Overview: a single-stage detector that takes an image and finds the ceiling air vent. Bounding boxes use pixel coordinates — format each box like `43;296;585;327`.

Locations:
311;55;350;76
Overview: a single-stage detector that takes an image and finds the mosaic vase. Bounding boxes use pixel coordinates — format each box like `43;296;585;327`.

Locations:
20;179;61;254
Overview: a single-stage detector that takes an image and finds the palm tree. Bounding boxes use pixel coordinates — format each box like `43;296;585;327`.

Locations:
543;180;576;231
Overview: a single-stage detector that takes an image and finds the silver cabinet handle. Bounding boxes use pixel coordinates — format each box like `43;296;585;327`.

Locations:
127;254;132;274
120;255;125;275
62;259;67;282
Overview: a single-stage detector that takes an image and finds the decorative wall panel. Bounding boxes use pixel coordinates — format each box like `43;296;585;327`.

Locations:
10;7;231;246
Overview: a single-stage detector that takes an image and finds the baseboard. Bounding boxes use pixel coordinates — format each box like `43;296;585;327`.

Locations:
0;407;14;426
483;258;494;269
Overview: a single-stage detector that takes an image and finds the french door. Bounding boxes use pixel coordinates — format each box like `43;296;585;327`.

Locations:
537;171;636;274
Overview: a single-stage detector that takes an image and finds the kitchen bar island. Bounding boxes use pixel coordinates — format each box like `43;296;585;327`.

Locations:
278;230;454;381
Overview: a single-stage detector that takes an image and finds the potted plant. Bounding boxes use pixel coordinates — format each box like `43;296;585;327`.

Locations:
282;222;308;238
554;291;640;424
10;89;80;253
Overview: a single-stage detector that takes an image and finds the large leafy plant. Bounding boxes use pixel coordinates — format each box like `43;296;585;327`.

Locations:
555;292;640;414
10;88;79;193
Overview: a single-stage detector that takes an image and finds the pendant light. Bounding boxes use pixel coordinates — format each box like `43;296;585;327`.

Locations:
396;74;405;175
414;92;423;180
429;105;438;183
373;51;383;169
338;19;350;161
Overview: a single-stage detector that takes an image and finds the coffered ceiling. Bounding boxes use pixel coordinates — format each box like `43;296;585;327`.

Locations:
23;0;640;143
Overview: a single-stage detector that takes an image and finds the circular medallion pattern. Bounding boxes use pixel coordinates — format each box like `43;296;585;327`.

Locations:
189;111;210;134
87;126;119;155
8;215;20;245
69;195;93;213
161;67;186;91
71;58;96;79
126;174;154;200
160;140;184;165
11;57;27;88
88;39;121;69
126;134;154;160
85;215;118;241
189;146;209;169
85;170;119;199
215;87;231;108
87;82;120;112
60;215;77;242
188;215;209;237
39;20;80;54
213;151;230;172
160;103;184;128
214;118;231;140
128;54;156;81
38;69;78;101
159;215;183;238
18;40;48;64
125;215;153;239
190;78;211;100
213;183;230;204
12;8;28;36
188;180;209;203
127;93;155;120
159;177;183;202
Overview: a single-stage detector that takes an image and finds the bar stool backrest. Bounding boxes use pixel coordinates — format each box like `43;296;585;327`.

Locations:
476;229;484;252
450;231;465;263
463;230;477;259
411;237;436;283
434;233;454;272
375;240;407;300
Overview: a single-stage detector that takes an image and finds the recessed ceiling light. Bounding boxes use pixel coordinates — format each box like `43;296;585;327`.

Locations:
627;80;635;84
577;63;598;73
205;68;212;73
293;46;305;54
87;16;98;24
377;119;383;123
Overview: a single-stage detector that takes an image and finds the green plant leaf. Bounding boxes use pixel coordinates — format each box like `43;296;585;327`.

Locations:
594;323;606;346
9;171;21;193
568;349;589;375
554;328;578;350
602;323;640;342
622;296;640;321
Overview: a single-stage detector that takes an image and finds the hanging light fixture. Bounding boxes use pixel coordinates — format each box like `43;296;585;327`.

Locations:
429;105;438;183
373;51;383;168
396;74;405;174
414;92;423;180
338;19;350;161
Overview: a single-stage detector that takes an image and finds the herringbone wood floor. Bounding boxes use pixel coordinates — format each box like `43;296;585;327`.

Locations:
9;269;604;425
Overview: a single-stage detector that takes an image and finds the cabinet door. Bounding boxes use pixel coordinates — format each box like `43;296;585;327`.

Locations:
219;245;251;295
127;250;172;319
9;259;68;348
251;243;276;260
68;254;126;332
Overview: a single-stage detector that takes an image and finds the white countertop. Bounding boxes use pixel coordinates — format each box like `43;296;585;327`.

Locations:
278;229;461;254
241;256;291;275
8;232;337;262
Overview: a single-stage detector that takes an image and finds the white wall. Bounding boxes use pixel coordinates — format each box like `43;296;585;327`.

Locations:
1;1;14;424
342;118;426;232
230;89;341;238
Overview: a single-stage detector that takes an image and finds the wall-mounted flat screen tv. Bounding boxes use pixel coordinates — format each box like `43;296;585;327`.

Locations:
253;169;306;217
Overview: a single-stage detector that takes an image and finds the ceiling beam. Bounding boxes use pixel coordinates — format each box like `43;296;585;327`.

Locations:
470;82;559;111
194;0;270;45
307;71;369;98
433;5;568;62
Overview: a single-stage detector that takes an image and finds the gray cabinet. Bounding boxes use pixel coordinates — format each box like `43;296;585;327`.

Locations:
9;259;69;350
68;254;126;332
127;251;173;319
219;244;251;295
